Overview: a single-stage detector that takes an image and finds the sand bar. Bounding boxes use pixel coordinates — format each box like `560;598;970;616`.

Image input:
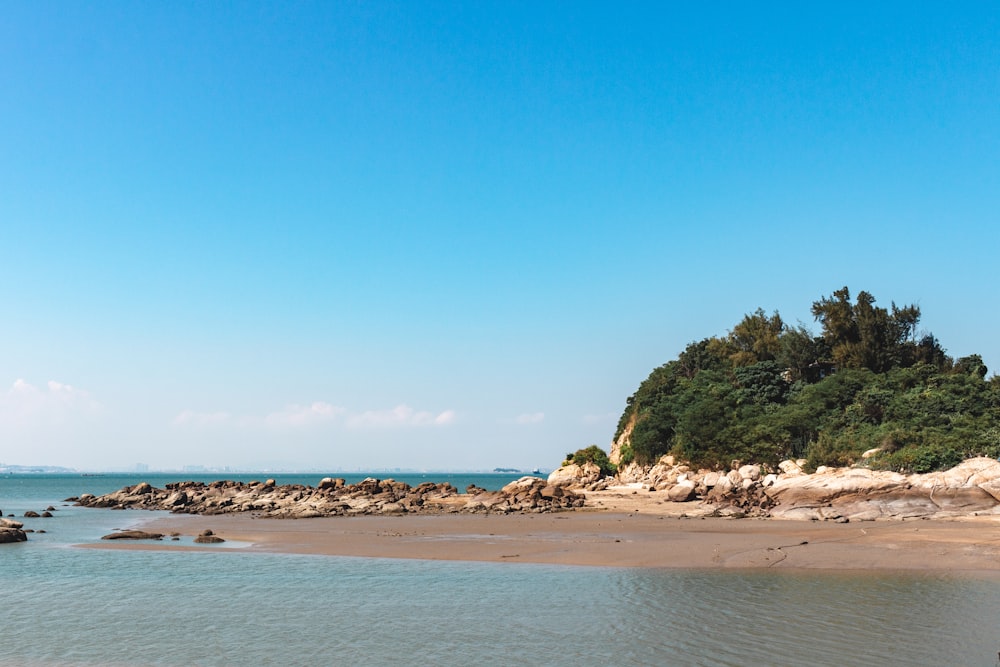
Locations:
81;505;1000;574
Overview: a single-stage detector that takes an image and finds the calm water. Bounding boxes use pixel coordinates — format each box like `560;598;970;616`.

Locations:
3;474;1000;667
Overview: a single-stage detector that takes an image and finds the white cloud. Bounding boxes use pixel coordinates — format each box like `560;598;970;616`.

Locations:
514;412;545;425
0;378;101;424
172;401;454;430
347;404;456;429
265;401;345;427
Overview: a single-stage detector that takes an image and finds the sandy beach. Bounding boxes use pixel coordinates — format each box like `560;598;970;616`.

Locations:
81;488;1000;573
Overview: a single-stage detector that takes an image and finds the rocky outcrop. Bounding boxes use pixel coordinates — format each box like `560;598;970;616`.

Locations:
547;462;603;488
593;455;1000;521
194;529;225;544
766;457;1000;520
77;476;584;518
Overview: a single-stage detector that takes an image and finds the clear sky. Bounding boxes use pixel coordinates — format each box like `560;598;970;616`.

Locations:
1;2;997;471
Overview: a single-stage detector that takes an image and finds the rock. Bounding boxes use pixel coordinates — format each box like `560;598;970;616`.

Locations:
547;463;602;488
101;530;164;540
0;527;27;543
666;481;697;502
194;533;225;544
75;473;585;518
0;518;24;529
41;511;53;518
317;477;345;491
23;511;40;518
778;460;803;476
539;485;563;499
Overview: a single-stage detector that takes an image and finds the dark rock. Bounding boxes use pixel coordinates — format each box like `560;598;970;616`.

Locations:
24;511;40;518
0;527;27;543
101;530;164;540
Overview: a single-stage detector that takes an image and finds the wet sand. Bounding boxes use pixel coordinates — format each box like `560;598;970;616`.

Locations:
82;498;1000;573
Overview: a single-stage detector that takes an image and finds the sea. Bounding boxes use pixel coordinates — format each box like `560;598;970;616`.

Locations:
3;472;1000;667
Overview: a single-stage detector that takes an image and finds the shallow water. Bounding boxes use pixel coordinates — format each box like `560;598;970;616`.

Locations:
4;475;1000;667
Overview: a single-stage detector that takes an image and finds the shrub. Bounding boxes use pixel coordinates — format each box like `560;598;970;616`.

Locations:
568;445;616;477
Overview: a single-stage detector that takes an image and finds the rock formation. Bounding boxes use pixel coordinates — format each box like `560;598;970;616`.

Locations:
75;476;584;517
0;517;27;543
194;529;225;544
567;454;1000;520
546;462;603;488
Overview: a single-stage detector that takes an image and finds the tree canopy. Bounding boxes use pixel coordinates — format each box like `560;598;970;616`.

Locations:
615;288;1000;473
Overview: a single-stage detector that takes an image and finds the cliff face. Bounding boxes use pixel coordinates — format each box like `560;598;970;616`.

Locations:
608;412;635;466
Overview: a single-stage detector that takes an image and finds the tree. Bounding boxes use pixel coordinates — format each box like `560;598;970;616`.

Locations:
718;308;785;367
811;287;923;373
613;288;996;473
777;324;829;381
565;445;615;476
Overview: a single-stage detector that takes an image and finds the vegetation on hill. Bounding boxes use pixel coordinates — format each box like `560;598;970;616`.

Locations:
615;287;1000;473
564;445;616;477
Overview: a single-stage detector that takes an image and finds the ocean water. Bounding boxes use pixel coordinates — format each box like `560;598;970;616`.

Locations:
3;474;1000;667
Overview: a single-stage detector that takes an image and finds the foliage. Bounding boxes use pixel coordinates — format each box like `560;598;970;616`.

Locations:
615;288;999;472
564;445;616;476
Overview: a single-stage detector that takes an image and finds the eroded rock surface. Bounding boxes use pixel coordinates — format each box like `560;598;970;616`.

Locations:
588;455;1000;521
77;476;584;517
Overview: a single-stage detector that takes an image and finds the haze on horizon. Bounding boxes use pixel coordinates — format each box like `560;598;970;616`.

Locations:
1;3;997;472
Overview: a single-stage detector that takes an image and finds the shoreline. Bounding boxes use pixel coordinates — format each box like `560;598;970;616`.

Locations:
78;506;1000;575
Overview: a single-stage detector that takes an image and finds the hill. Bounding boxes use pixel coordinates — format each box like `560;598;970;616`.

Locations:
612;287;1000;473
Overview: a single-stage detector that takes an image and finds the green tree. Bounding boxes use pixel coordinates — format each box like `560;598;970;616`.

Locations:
716;308;785;367
811;287;923;373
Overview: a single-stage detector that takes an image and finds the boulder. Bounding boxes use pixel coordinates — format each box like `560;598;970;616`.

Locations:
547;463;602;488
665;481;697;502
194;530;225;544
778;460;804;476
0;527;27;543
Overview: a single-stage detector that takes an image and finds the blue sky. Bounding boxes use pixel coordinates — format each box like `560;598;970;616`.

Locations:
1;2;997;471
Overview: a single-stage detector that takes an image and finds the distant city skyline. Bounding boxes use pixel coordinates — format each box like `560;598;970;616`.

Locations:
2;2;997;470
